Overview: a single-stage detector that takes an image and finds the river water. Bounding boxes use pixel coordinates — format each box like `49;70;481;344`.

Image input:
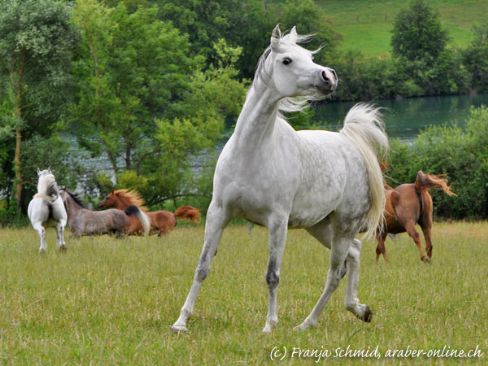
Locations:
313;94;488;141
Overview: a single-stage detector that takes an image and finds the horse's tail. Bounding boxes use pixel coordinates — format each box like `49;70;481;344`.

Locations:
415;171;456;196
174;205;201;224
340;103;389;240
125;205;150;235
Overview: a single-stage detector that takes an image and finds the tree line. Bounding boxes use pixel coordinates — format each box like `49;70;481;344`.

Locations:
1;0;488;224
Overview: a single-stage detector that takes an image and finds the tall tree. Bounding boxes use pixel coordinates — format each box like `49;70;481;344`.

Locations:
391;0;448;65
463;23;488;93
71;0;195;173
0;0;76;210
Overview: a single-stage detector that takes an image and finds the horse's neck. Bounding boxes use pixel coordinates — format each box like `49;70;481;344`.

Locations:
65;196;82;214
232;84;281;147
114;196;131;209
37;179;52;195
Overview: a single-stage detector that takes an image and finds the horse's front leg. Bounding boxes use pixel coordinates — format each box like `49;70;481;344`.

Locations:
171;201;230;332
263;217;288;333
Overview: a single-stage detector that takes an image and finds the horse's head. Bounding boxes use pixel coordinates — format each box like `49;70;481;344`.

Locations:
98;190;117;209
257;25;337;100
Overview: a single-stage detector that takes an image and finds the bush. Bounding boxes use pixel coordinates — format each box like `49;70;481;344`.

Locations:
385;106;488;219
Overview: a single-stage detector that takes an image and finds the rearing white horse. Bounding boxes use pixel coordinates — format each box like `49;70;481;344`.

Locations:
27;169;68;253
172;26;388;333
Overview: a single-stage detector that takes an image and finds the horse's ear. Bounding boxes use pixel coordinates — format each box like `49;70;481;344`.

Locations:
289;26;298;43
37;168;41;176
271;24;281;51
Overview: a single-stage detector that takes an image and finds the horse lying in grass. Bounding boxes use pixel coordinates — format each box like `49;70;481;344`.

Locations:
60;189;149;237
376;171;455;263
99;189;200;236
28;169;67;253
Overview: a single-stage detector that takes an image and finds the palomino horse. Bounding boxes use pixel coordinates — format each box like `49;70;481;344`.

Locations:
172;26;388;333
60;189;149;237
376;171;455;262
27;169;68;253
99;189;200;235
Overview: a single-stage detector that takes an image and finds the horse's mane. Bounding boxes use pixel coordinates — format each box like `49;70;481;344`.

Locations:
114;189;147;209
66;190;87;208
254;30;324;115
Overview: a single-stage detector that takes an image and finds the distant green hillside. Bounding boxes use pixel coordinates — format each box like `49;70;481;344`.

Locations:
318;0;488;57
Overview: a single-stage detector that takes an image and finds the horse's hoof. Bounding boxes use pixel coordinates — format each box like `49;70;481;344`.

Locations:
294;319;316;331
39;249;47;255
421;256;431;264
358;306;373;322
58;245;67;252
171;324;188;333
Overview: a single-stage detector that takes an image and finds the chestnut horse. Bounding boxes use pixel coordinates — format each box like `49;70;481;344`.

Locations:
376;171;455;263
99;189;200;235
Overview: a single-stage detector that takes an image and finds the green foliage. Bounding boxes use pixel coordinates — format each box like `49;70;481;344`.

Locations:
385;106;488;219
463;23;488;93
0;0;77;137
391;0;449;64
71;0;195;173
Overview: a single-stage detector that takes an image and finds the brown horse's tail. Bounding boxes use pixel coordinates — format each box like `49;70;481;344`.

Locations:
174;205;201;224
414;171;456;196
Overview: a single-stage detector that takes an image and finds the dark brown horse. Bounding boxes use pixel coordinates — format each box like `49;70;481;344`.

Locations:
60;189;149;237
376;171;455;263
99;189;201;235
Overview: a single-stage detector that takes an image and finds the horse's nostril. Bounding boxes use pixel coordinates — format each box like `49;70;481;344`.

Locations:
321;71;328;83
330;69;337;81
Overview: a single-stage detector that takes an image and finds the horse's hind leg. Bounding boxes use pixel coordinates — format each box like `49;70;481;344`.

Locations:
376;233;388;262
405;221;429;262
345;239;372;321
420;210;433;260
33;223;47;253
171;202;230;332
56;221;67;251
296;235;353;330
263;216;288;333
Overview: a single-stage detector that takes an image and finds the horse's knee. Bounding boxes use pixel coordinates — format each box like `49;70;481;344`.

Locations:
196;267;208;282
266;270;279;289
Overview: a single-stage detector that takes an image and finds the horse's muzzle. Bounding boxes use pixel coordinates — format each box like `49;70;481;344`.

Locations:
316;68;338;94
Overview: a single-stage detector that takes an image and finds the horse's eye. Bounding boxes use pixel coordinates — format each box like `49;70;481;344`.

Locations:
282;57;292;65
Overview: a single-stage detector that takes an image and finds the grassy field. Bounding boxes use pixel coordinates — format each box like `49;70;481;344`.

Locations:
1;222;487;364
319;0;488;57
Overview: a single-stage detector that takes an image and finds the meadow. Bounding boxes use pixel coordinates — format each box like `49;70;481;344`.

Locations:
1;222;487;365
320;0;488;57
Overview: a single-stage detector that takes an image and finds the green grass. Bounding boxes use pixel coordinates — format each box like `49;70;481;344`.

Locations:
1;222;487;364
318;0;488;57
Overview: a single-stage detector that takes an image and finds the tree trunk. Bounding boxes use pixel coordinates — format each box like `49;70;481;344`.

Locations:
14;127;22;210
12;60;24;211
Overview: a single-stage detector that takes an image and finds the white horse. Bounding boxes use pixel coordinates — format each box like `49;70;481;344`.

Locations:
172;26;388;333
27;169;68;253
